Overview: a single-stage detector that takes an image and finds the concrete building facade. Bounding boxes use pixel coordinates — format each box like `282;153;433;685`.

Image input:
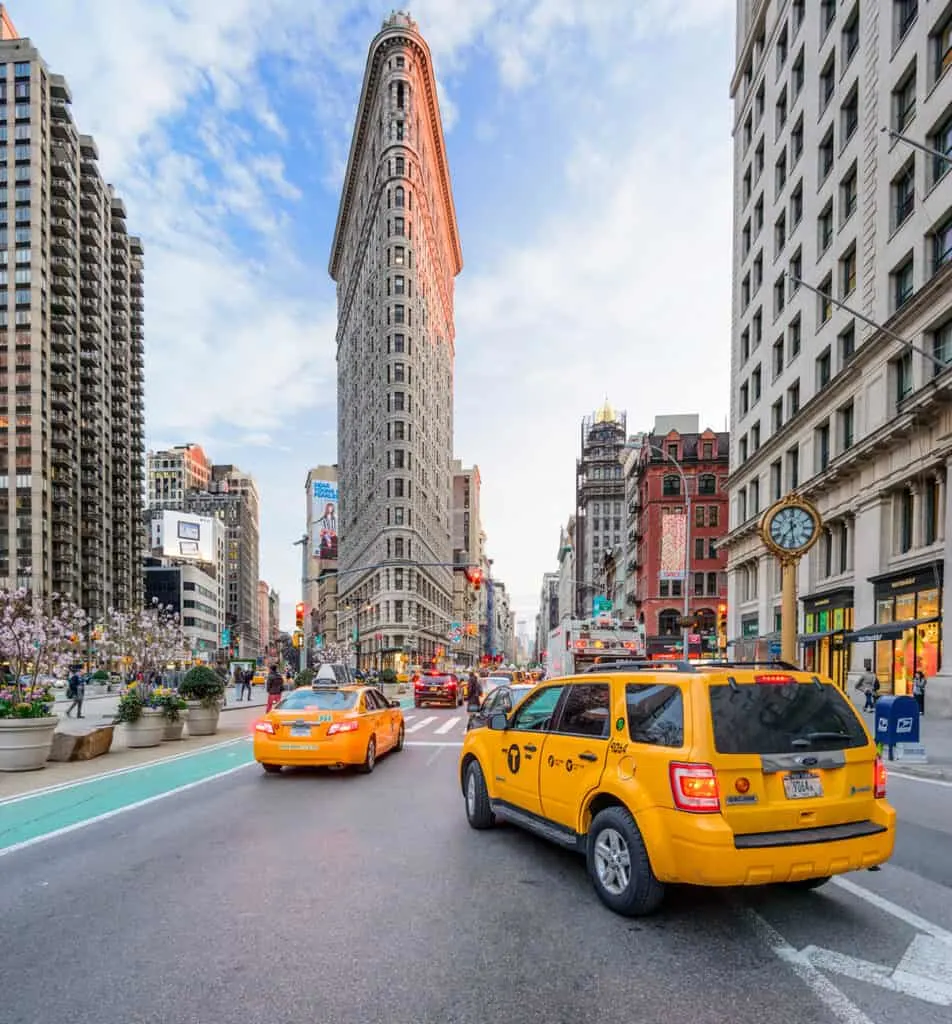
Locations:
0;13;145;617
147;444;211;509
144;558;223;661
534;571;559;662
450;460;481;666
329;12;463;670
724;0;952;712
575;403;627;618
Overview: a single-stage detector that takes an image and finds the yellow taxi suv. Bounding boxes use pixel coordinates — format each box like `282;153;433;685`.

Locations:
458;661;895;917
254;683;404;774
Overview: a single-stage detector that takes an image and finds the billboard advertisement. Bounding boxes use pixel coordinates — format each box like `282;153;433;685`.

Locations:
658;510;687;580
151;510;216;563
311;478;339;560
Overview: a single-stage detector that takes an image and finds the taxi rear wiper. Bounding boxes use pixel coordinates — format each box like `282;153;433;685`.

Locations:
791;731;850;746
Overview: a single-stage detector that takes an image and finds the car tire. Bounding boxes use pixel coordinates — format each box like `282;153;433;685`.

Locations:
394;723;405;752
414;700;422;709
464;760;494;830
358;736;377;774
587;806;664;917
785;875;832;891
261;764;282;775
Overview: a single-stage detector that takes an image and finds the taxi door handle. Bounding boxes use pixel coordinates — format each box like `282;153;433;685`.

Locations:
578;752;598;762
524;743;538;752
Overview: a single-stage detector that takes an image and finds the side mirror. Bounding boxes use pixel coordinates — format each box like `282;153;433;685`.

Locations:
488;713;508;731
389;699;400;708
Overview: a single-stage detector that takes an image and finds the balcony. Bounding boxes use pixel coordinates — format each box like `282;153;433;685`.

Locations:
50;294;76;317
80;206;101;229
51;118;77;145
50;254;73;276
51;194;73;220
51;178;76;204
50;315;75;335
51;216;76;237
51;273;76;297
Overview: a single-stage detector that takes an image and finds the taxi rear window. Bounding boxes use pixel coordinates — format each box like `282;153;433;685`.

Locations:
708;682;868;755
279;690;358;710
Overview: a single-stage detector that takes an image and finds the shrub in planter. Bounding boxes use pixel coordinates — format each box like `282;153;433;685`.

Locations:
150;686;188;722
113;684;165;748
179;666;225;708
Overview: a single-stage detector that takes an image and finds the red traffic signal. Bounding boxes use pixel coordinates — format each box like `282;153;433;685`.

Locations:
295;602;305;629
464;566;483;589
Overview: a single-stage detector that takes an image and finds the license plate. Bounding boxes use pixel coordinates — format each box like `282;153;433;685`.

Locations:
428;687;439;692
280;744;318;751
290;725;311;737
783;772;823;799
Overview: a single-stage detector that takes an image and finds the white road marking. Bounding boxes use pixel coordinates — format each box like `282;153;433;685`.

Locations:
888;770;952;788
741;906;875;1024
435;716;461;735
405;741;464;748
0;737;249;807
406;716;437;734
831;876;952;943
425;746;447;766
0;762;254;859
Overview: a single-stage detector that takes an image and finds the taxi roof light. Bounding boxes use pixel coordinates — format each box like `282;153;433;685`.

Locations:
669;762;720;813
754;673;797;685
254;721;275;735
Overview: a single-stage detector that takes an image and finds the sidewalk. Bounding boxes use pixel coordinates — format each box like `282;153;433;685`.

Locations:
0;702;265;802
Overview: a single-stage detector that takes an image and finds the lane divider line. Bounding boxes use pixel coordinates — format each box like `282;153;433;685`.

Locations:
887;770;952;788
831;876;952;944
0;737;249;807
0;760;255;859
405;741;464;748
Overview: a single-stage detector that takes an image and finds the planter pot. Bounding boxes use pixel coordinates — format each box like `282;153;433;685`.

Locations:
162;714;187;742
185;701;220;737
0;716;58;772
123;708;166;748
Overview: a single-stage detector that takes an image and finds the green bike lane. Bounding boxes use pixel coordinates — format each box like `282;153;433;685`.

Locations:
0;694;416;857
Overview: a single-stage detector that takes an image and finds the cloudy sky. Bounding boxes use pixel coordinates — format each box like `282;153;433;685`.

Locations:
18;0;734;629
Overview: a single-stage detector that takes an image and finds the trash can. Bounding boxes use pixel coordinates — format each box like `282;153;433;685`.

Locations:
873;694;920;760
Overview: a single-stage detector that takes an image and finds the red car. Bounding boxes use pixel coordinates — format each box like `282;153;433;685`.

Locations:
413;671;462;707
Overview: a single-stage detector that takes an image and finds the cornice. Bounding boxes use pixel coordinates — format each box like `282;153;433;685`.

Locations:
329;27;462;282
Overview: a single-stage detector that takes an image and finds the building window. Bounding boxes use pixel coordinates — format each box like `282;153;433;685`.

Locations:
694;572;705;597
819;55;836;112
818;272;833;325
787;378;800;417
896;0;918;45
925;477;940;545
931;214;952;275
841;87;858;142
770;460;782;501
771;399;783;432
820;0;835;37
839;321;856;365
790;180;803;226
893;69;916;133
791;114;804;164
932;12;952;84
818;202;833;252
816;346;832;389
392;217;404;236
819;126;835;180
658;610;680;636
843;6;860;64
839;400;854;449
841;164;858;222
786;446;800;490
774;211;786;257
662;474;681;496
709;506;719;528
929;113;952;187
932;319;952;374
695;505;705;528
840;245;857;296
394;186;405;208
893;161;915;228
895;350;914;403
816;422;831;471
792;47;804;97
775;152;787;196
750;478;760;515
892;256;914;310
698;474;716;495
899;488;914;553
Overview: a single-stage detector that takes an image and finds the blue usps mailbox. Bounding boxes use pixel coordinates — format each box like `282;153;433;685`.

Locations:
874;694;920;760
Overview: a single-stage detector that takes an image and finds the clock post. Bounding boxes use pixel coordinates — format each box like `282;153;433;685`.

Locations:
759;494;822;666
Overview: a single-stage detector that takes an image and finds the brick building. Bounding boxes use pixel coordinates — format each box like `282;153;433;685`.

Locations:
630;419;730;658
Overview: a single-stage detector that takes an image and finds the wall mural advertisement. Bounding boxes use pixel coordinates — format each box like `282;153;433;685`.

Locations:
658;510;687;580
312;479;339;560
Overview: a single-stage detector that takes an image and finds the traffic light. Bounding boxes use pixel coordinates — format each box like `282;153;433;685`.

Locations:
292;631;302;648
717;603;728;637
464;566;483;590
295;602;305;629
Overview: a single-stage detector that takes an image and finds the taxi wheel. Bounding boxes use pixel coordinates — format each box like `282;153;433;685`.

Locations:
587;807;664;917
261;764;282;775
394;723;405;752
464;760;494;829
358;736;377;774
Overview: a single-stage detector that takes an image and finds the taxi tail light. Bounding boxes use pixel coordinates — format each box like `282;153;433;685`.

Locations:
754;673;797;685
254;721;275;735
669;762;720;813
327;720;360;736
874;756;887;799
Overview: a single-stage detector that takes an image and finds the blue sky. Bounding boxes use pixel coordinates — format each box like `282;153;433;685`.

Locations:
19;0;735;629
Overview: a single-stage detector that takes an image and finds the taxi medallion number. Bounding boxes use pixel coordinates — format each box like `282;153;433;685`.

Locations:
783;772;823;799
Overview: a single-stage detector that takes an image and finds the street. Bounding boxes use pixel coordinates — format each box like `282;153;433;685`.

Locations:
2;708;952;1024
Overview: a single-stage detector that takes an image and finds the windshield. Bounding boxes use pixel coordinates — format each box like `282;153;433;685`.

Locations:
276;690;357;711
708;682;868;754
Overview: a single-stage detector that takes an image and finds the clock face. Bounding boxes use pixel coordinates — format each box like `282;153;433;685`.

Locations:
768;505;817;551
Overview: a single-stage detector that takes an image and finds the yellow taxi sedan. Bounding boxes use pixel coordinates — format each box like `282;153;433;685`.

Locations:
459;663;895;916
254;683;404;774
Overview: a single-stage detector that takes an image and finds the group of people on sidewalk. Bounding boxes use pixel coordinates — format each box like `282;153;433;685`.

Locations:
854;659;928;715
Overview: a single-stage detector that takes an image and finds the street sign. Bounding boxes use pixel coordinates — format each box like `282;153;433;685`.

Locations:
313;635;323;650
769;641;781;656
221;629;231;646
593;596;612;614
688;632;700;644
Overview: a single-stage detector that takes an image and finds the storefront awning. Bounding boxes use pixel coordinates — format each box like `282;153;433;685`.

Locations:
798;630;846;643
844;616;939;643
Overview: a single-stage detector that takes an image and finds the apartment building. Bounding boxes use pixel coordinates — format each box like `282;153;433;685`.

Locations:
329;13;463;669
0;13;145;617
147;444;212;508
724;0;952;710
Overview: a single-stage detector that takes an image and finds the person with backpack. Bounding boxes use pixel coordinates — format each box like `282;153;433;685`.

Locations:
265;664;284;713
65;670;85;718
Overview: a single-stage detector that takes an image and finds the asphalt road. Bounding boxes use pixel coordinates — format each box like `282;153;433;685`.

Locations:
3;709;952;1024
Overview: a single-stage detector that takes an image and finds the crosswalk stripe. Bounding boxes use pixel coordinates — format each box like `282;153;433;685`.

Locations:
406;716;437;734
434;716;461;734
403;715;416;724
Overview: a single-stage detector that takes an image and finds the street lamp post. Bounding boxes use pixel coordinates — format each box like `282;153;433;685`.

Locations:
640;444;693;661
292;534;308;673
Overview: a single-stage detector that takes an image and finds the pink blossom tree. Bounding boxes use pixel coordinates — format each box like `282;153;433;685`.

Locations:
98;598;189;682
0;588;88;718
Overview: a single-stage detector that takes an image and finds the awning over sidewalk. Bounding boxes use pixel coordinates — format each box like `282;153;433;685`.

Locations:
798;629;846;643
844;616;939;643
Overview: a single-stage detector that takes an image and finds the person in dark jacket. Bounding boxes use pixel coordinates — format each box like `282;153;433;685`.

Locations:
265;665;284;713
240;668;253;702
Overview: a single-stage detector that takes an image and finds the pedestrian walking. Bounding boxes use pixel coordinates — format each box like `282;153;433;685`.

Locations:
65;669;85;718
240;668;253;702
854;660;878;712
466;671;481;712
233;665;244;703
912;669;927;716
266;664;284;713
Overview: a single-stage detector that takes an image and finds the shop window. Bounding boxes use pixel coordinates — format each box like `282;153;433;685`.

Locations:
658;609;680;636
